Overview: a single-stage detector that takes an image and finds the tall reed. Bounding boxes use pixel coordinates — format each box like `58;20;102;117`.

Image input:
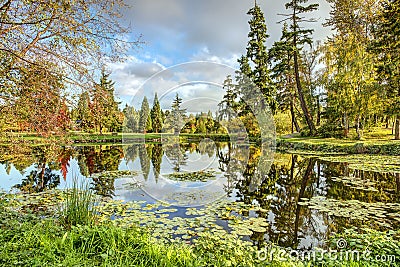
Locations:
60;177;96;228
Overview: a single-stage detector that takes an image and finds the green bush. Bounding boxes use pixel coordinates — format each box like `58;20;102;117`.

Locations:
318;123;344;138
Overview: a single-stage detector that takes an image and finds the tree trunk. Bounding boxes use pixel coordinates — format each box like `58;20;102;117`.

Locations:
343;112;349;138
392;119;395;135
316;94;321;126
356;115;361;140
290;99;301;133
293;45;316;136
395;115;400;140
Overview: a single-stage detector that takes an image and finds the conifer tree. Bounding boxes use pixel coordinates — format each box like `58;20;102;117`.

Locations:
123;105;139;132
139;97;151;133
75;91;93;131
92;69;121;133
280;0;319;135
244;2;276;113
151;93;163;133
269;23;301;133
168;93;186;135
218;75;238;121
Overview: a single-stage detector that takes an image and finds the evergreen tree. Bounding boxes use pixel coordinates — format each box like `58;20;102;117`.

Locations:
138;144;150;181
75;91;93;131
236;55;262;136
138;97;151;133
236;55;253;116
167;93;187;135
218;75;238;121
269;23;301;133
151;144;163;183
195;113;207;134
206;110;215;132
151;93;163;133
123;105;139;133
146;113;152;133
245;2;276;113
280;0;319;135
92;69;121;133
100;69;123;132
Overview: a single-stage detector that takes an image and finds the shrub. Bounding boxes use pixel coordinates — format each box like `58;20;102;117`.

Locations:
318;123;344;138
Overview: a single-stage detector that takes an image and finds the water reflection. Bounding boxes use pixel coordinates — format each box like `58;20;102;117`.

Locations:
12;146;65;192
0;142;399;249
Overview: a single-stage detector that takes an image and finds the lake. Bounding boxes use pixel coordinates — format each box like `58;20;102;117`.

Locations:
0;141;399;250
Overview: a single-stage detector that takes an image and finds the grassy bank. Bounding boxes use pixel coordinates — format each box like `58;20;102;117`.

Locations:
278;128;400;155
0;215;196;266
0;132;235;145
2;128;399;155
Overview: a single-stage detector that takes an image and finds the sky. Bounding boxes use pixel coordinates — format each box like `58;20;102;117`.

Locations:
108;0;333;112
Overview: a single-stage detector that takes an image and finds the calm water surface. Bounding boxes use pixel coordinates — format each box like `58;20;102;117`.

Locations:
0;142;399;249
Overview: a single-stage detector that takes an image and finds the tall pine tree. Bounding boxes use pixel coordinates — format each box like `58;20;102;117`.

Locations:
75;91;93;131
151;93;163;133
280;0;319;135
138;97;151;133
218;75;238;121
168;93;186;135
244;2;276;113
269;23;301;133
92;69;121;134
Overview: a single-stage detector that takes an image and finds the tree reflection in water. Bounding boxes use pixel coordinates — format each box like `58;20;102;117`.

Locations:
216;144;400;249
13;146;62;193
3;141;399;249
76;145;124;198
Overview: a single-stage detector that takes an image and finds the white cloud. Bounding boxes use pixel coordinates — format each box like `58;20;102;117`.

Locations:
106;56;167;105
112;0;333;108
124;0;332;61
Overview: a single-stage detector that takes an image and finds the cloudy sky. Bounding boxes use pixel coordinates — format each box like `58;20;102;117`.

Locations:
109;0;333;111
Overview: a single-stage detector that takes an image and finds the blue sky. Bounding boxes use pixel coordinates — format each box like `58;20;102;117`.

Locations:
108;0;332;111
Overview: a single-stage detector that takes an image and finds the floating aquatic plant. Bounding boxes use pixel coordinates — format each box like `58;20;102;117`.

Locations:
91;170;139;179
299;197;400;229
164;170;218;182
331;176;379;192
318;155;400;173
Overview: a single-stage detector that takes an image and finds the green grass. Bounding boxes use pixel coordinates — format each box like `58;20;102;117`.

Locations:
0;218;196;267
278;128;400;155
60;178;97;228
